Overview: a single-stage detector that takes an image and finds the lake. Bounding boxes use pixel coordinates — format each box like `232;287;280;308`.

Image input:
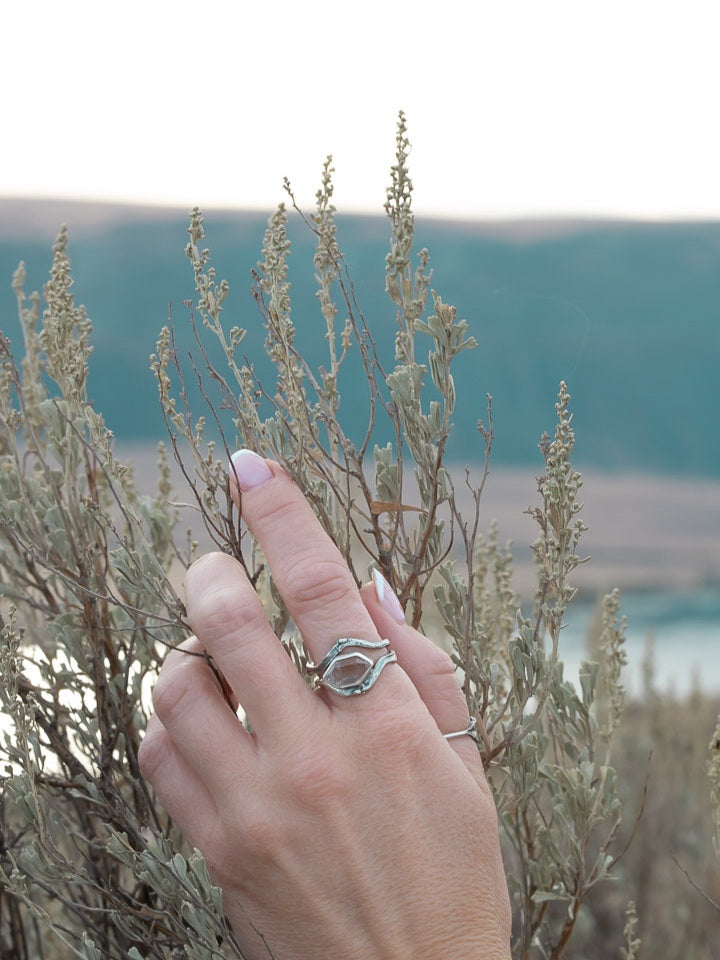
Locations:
560;586;720;697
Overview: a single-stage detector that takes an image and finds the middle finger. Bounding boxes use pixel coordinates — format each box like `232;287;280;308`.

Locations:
229;451;398;678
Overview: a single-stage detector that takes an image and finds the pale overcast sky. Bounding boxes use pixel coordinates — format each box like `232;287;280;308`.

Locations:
3;0;719;220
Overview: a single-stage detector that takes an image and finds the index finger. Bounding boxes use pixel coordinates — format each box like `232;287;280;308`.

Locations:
229;450;398;679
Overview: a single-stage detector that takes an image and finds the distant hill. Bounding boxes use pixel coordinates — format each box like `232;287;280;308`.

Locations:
1;198;719;478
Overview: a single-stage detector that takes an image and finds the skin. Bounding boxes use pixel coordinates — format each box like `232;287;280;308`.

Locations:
138;453;511;960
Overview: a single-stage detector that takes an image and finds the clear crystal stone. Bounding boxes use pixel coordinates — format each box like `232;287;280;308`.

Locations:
323;652;373;690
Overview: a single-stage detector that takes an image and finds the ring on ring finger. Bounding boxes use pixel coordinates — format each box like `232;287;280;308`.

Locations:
443;716;480;743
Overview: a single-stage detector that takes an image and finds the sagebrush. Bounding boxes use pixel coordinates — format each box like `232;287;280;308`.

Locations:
1;112;718;959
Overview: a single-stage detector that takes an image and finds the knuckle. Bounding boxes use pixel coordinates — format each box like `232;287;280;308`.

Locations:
226;799;288;872
419;641;468;714
372;709;428;762
137;724;171;780
423;640;457;680
196;822;247;888
252;485;295;527
241;813;281;863
283;746;352;809
188;584;235;636
187;581;237;636
189;581;266;649
151;657;198;727
282;556;355;614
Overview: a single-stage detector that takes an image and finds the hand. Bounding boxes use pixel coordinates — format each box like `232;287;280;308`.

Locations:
139;450;511;960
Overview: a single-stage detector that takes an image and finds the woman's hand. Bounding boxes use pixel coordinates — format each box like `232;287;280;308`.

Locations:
138;450;511;960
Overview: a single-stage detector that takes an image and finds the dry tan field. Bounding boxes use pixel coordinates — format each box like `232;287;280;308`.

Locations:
120;442;720;599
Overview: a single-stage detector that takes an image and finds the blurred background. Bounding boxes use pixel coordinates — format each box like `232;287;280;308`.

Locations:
2;0;718;693
2;2;720;954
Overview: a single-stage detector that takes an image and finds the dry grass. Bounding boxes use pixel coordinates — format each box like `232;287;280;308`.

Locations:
577;689;720;960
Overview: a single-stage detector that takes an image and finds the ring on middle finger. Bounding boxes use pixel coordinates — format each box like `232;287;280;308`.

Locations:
307;637;397;697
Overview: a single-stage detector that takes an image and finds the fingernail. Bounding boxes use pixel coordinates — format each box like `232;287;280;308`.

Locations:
229;449;273;491
372;569;405;623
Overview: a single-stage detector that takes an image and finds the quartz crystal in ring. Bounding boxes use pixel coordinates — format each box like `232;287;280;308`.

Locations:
307;637;397;697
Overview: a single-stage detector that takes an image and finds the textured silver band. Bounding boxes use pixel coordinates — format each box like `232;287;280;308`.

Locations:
307;637;397;697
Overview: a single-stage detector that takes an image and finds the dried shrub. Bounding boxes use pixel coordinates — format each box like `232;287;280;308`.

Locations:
2;112;718;959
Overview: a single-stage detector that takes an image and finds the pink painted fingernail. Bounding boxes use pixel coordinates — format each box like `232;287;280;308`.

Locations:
229;449;273;491
372;569;405;623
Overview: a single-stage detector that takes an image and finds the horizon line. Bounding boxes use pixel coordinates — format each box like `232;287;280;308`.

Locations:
3;193;720;228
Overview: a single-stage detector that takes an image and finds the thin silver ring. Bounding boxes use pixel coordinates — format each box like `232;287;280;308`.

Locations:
307;637;397;697
443;717;479;743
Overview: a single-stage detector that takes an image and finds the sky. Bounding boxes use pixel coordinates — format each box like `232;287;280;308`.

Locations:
3;0;720;221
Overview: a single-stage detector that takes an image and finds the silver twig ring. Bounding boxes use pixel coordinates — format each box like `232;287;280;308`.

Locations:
307;637;397;697
443;717;480;743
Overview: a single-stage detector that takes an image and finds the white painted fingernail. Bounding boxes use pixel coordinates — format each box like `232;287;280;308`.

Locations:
229;449;273;491
372;569;405;623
